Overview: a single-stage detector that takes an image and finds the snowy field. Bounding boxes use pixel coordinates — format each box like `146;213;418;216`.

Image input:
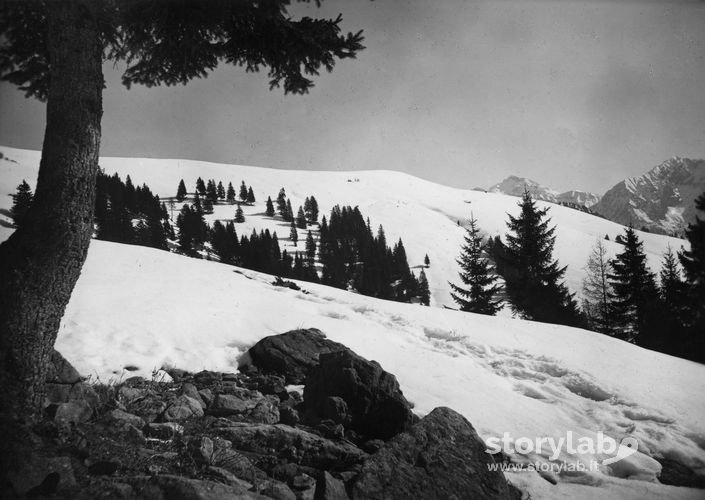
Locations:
1;147;704;499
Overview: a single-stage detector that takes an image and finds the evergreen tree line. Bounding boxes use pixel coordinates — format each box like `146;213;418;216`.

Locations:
580;193;705;363
11;174;173;250
268;188;319;227
318;205;429;304
177;178;255;208
451;189;705;364
209;219;319;282
95;171;172;250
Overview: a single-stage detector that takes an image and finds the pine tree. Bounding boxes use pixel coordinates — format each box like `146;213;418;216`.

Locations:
285;199;294;222
305;230;316;265
193;192;203;213
176;179;187;202
418;269;431;306
235;205;245;223
10;180;33;229
304;197;311;220
226;182;236;203
296;206;307;229
656;246;689;354
239;181;248;202
424;253;430;267
678;190;705;361
450;216;502;315
217;181;225;200
308;195;318;224
205;179;217;203
203;197;214;214
277;188;287;215
196;177;206;196
265;196;275;217
124;175;136;212
581;239;614;335
246;186;256;204
499;190;582;325
290;222;298;246
608;226;660;343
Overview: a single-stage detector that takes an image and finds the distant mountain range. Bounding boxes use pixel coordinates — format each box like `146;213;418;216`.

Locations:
484;157;705;236
483;176;601;208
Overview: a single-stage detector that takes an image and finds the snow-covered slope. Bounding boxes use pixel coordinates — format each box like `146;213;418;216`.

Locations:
0;147;685;310
486;175;601;208
593;157;705;236
1;147;704;499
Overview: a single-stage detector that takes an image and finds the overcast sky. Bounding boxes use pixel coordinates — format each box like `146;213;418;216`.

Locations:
1;0;704;193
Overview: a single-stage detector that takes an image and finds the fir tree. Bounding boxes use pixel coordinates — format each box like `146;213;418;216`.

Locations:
285;199;294;222
305;231;316;264
309;196;319;224
304;197;311;220
205;179;217;203
239;181;248;202
10;180;33;229
581;239;614;335
277;188;287;215
124;175;136;212
608;226;660;343
265;196;275;217
678;191;705;362
418;269;431;306
424;253;430;267
217;181;225;200
196;177;206;196
193;192;203;213
656;246;689;354
235;205;245;223
450;216;502;315
176;179;187;202
203;197;214;214
226;182;236;203
290;222;298;246
247;186;256;204
498;190;582;325
296;206;307;229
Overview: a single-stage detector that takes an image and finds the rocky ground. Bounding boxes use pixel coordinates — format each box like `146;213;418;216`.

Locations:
3;328;521;499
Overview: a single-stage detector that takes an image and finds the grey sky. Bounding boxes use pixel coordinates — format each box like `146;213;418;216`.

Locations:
1;0;704;194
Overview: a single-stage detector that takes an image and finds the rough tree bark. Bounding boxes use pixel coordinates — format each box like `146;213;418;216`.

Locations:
0;1;102;424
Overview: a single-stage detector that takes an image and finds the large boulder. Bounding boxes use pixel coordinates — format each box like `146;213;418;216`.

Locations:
351;407;521;500
304;350;417;440
243;329;346;384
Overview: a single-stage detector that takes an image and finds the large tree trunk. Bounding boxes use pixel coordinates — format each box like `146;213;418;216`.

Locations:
0;0;102;426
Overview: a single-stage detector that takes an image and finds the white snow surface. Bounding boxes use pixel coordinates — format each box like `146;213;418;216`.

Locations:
1;147;704;500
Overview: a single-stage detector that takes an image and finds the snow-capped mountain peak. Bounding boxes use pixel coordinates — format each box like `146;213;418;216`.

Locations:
486;176;601;208
593;157;705;236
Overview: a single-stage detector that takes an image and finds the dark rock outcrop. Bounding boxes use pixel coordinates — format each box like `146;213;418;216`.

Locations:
304;350;418;440
217;423;365;471
244;329;347;384
13;331;530;500
352;407;520;500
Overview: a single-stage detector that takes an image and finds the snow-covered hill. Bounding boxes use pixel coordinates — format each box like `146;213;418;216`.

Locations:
0;147;685;310
593;157;705;236
486;175;601;208
1;146;704;499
